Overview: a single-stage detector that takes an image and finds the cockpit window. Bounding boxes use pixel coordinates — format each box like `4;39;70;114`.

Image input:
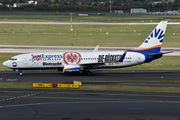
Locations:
10;58;17;61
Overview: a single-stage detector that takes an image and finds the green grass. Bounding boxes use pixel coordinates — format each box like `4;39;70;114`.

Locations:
1;53;180;71
0;24;179;47
80;85;180;93
0;82;32;89
0;12;180;23
1;82;180;93
82;80;180;83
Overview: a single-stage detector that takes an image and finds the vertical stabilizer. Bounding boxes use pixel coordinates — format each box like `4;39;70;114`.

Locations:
132;21;168;52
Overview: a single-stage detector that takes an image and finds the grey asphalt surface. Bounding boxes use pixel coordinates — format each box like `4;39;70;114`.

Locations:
1;71;180;120
1;70;180;86
0;90;180;120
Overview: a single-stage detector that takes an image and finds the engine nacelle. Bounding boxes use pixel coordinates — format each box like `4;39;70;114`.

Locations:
63;65;81;74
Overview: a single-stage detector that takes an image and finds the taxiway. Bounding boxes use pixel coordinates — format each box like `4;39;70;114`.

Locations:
0;90;180;120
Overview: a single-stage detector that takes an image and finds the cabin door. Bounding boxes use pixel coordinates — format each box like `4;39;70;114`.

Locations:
23;55;28;65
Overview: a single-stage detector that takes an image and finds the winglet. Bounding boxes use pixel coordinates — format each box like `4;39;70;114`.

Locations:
117;51;127;62
93;45;99;52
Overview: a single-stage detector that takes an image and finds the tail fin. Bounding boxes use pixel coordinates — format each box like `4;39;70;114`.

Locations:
132;21;168;53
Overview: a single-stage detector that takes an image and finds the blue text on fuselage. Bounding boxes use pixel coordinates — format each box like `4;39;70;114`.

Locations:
31;54;62;59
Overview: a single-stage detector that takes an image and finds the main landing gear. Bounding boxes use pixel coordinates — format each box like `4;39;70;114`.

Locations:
82;70;92;76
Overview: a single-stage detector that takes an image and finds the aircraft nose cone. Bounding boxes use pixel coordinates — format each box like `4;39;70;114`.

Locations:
3;61;9;67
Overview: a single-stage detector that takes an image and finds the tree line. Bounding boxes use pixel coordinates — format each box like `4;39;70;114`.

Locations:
0;0;180;12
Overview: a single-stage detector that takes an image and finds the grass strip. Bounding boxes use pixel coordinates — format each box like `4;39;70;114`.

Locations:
82;80;180;84
1;82;180;94
0;24;179;47
1;12;180;23
80;84;180;93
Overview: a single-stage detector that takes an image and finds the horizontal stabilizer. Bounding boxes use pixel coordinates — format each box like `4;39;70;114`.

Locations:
150;51;173;56
117;51;127;62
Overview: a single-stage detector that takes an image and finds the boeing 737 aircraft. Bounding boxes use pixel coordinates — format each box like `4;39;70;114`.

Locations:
3;21;168;76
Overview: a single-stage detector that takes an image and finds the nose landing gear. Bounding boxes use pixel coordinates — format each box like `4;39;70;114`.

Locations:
19;72;23;76
87;71;92;75
13;69;23;76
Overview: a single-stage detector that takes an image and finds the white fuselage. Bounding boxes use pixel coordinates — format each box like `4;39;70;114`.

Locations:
3;51;145;70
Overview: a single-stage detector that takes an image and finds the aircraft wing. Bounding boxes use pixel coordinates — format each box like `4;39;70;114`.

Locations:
79;62;105;66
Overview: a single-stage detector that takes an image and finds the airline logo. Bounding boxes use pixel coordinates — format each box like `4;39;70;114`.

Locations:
144;28;164;43
63;52;81;65
31;54;62;61
12;62;17;67
32;54;41;61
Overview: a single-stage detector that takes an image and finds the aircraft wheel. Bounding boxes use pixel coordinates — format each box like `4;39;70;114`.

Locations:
82;71;92;75
19;72;23;76
87;71;92;76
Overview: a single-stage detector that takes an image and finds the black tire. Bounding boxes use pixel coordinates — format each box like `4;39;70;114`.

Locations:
82;71;92;75
82;70;86;75
87;71;92;76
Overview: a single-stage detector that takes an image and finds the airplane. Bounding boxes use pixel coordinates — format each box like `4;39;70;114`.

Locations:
3;21;168;76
